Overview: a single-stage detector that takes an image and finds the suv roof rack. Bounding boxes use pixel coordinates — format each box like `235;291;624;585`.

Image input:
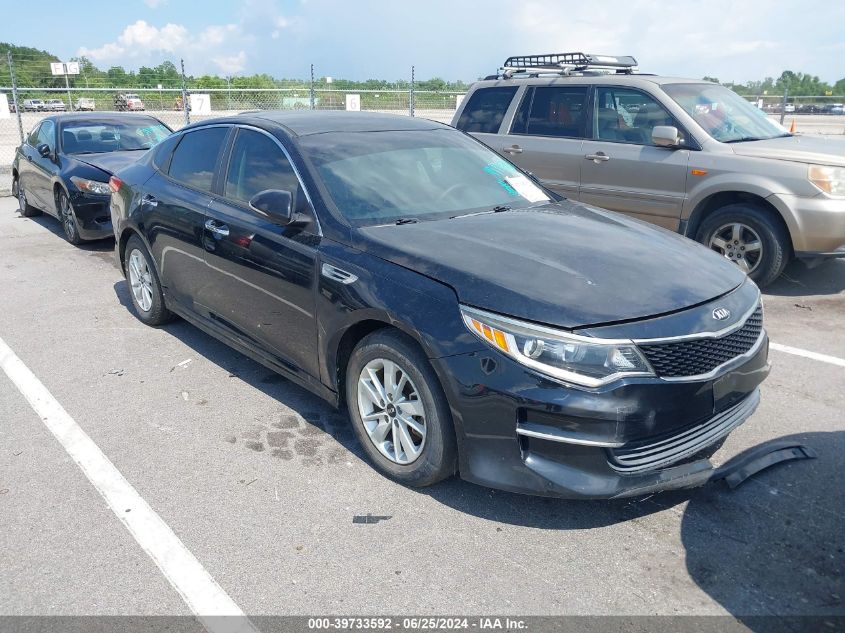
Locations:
488;52;638;79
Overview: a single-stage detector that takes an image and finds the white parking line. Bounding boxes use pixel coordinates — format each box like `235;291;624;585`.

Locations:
0;335;259;633
770;342;845;368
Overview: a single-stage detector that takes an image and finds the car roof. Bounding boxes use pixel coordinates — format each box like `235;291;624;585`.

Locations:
183;111;450;137
40;112;166;125
468;75;715;89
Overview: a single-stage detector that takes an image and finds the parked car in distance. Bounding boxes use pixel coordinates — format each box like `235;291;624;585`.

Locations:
74;97;96;111
12;113;172;244
23;99;46;112
829;104;845;115
783;103;795;113
453;52;845;286
110;111;770;499
46;99;67;112
114;93;145;111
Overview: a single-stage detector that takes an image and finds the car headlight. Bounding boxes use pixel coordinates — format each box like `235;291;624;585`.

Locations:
808;165;845;196
70;176;111;195
460;306;654;387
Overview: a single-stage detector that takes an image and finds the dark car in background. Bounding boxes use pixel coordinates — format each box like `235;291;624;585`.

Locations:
109;111;770;498
12;113;171;244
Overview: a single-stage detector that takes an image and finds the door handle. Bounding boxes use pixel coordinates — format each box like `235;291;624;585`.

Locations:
141;194;158;207
585;152;610;163
205;219;230;237
25;155;32;162
502;145;523;154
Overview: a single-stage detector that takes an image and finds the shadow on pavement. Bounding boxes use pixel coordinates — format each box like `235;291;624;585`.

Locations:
681;431;843;631
764;258;845;297
21;210;115;252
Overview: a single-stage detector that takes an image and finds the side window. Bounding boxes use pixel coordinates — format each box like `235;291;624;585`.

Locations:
510;86;588;138
37;121;55;149
151;133;181;172
224;129;308;213
594;87;684;146
455;87;518;134
167;127;229;191
27;123;41;146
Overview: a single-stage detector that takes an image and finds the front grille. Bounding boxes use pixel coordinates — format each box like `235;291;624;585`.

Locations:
638;305;763;378
608;390;760;473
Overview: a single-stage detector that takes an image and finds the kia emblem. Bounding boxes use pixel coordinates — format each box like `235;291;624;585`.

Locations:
712;307;731;321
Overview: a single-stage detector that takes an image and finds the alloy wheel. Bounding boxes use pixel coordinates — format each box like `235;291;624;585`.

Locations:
59;193;78;241
708;222;763;274
357;358;427;465
127;249;154;312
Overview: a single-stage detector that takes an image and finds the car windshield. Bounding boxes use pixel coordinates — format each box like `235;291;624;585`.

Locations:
299;128;550;226
61;120;170;154
663;83;789;143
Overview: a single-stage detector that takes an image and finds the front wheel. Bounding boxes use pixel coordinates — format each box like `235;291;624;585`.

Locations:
695;203;790;287
57;190;83;245
123;235;174;326
346;329;457;487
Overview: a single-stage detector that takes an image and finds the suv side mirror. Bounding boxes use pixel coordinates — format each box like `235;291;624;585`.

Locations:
652;126;681;148
36;143;51;158
248;189;305;226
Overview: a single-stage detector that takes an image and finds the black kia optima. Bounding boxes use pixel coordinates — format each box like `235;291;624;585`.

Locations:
11;113;171;244
109;112;770;498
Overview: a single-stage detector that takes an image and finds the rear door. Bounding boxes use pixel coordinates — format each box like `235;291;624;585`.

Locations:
579;86;691;230
141;125;231;311
202;126;321;379
496;85;590;198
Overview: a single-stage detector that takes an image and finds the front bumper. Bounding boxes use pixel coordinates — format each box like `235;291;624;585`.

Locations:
70;191;113;240
768;193;845;255
432;330;770;499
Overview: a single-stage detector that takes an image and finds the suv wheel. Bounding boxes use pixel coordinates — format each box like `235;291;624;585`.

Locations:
123;235;174;326
15;178;41;217
695;203;789;286
346;329;457;487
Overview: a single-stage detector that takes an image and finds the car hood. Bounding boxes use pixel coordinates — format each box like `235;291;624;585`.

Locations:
73;151;145;175
354;202;746;329
730;134;845;167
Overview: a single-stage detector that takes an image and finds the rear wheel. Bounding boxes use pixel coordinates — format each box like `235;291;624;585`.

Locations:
695;203;789;286
15;178;41;217
123;235;174;326
346;329;457;487
57;189;83;245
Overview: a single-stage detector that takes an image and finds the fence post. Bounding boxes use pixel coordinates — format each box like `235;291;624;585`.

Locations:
7;51;24;145
779;87;789;126
409;65;415;117
309;64;315;110
180;58;190;125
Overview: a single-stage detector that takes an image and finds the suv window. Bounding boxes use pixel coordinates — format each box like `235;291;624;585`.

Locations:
593;87;683;146
224;129;308;212
167;127;228;191
511;86;589;138
455;87;517;134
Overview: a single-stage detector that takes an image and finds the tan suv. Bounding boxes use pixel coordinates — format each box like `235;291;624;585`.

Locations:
452;53;845;285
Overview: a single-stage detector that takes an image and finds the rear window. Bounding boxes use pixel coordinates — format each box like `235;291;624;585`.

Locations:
455;87;517;134
167;127;228;192
511;86;589;138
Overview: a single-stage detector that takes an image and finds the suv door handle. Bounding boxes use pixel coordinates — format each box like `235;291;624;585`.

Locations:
205;219;230;237
502;145;523;154
141;194;158;207
585;152;610;163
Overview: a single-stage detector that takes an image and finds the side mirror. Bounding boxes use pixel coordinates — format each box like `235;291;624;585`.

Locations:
36;143;51;158
248;189;304;226
652;125;681;148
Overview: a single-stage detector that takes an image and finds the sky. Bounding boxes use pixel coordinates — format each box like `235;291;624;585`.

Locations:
3;0;844;83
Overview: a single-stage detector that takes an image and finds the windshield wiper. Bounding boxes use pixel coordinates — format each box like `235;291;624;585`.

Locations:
393;217;419;225
450;205;512;220
723;137;763;143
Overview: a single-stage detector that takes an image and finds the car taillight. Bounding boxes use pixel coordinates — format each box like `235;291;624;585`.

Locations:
109;176;123;193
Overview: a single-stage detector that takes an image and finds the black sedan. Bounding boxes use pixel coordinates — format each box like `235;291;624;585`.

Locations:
12;113;171;244
110;112;770;498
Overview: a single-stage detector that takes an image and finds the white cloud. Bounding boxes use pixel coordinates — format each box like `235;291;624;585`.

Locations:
143;0;168;7
213;51;247;74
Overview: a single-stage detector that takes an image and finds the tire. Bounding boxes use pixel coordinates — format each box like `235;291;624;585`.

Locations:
15;178;41;217
56;189;83;245
123;235;174;326
345;329;457;487
695;203;790;287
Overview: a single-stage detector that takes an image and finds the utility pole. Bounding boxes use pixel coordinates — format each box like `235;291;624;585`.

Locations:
309;64;315;110
7;51;23;144
409;65;415;117
64;67;73;112
180;58;190;125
